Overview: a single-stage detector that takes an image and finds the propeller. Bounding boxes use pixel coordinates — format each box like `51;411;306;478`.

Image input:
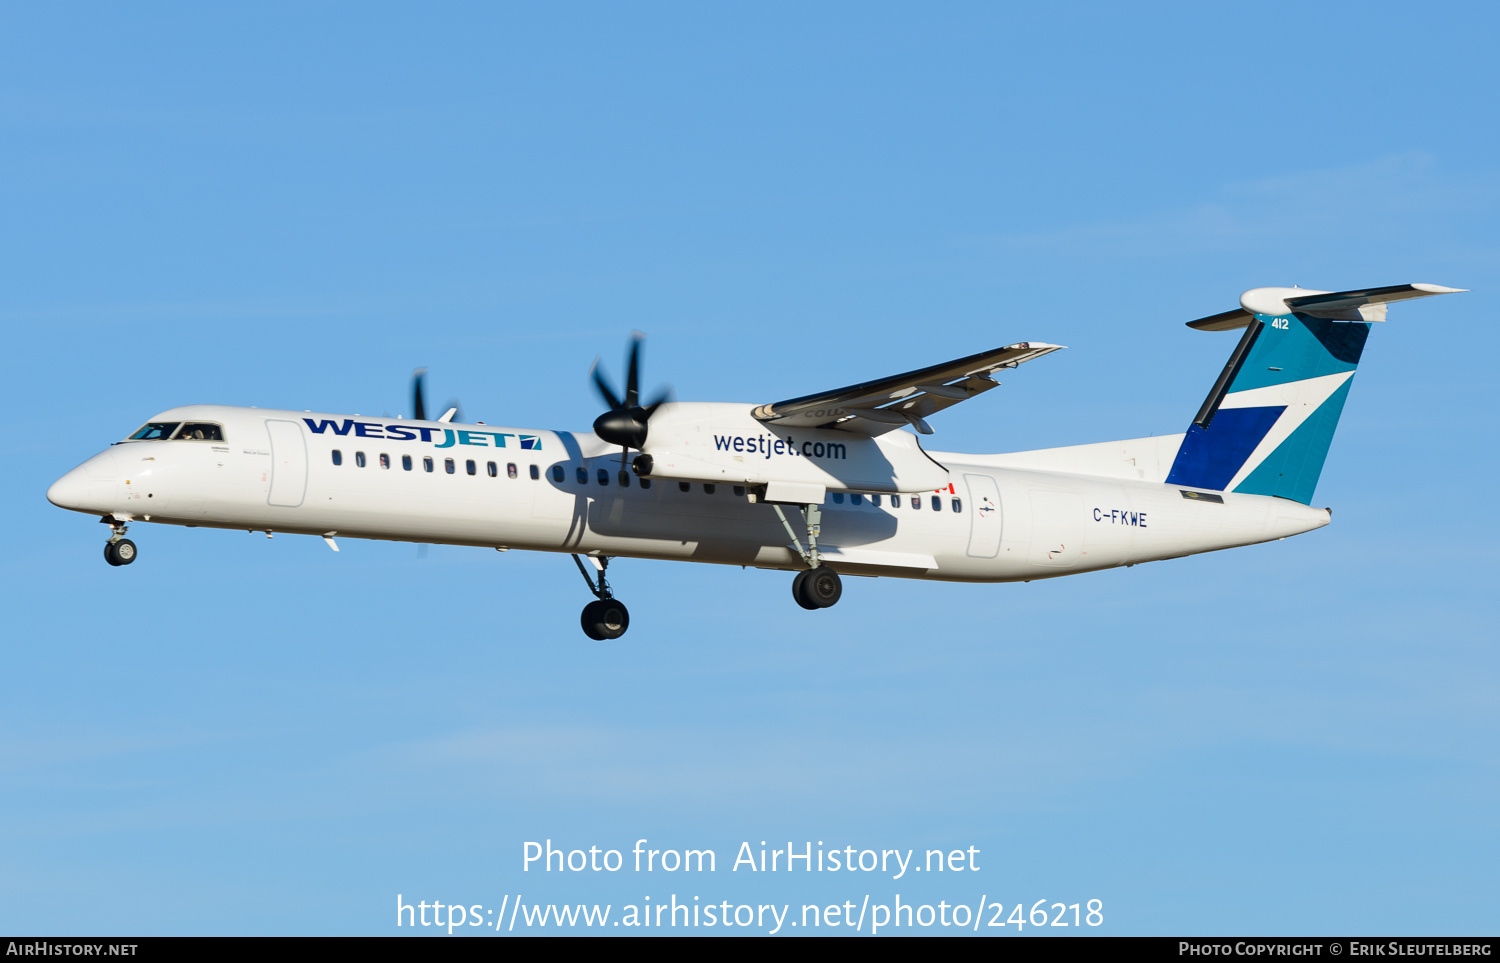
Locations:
409;366;463;560
591;332;671;467
412;367;462;423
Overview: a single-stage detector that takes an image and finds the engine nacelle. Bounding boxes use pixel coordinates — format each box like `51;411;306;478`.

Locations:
632;402;949;495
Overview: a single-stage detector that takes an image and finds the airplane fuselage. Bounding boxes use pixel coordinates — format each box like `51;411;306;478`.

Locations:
48;404;1329;583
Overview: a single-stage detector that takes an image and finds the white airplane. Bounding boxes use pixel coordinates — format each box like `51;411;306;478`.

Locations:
48;283;1462;639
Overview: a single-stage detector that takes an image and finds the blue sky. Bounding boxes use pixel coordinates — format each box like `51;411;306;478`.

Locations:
4;2;1496;935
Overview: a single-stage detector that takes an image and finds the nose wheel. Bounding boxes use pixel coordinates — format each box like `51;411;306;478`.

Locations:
572;554;629;640
101;516;137;566
104;538;138;566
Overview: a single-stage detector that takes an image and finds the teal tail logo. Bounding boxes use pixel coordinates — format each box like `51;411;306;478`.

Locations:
1166;313;1367;504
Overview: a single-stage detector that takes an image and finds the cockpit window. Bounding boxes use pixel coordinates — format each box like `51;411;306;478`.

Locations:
128;422;180;441
176;423;225;441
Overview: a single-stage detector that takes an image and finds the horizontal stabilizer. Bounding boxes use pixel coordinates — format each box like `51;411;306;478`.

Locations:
1187;283;1465;330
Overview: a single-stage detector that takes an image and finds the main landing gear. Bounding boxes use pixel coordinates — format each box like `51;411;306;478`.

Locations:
101;515;137;567
771;501;843;611
572;554;629;640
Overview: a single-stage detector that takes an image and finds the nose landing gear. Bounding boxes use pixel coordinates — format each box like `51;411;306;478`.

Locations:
101;515;138;566
572;554;629;640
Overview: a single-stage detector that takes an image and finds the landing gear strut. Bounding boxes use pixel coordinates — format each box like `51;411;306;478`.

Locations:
572;554;629;640
772;502;842;610
101;515;137;567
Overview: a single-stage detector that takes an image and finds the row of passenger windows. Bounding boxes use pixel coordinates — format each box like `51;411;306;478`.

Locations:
831;491;962;513
556;464;653;489
331;449;541;479
327;449;961;511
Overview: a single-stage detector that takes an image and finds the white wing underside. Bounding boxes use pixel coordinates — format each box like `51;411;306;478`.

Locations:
751;341;1065;436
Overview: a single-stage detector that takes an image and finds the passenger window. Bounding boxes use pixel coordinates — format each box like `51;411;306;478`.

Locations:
355;451;366;468
487;461;497;477
379;453;390;469
466;459;477;476
530;465;540;480
703;484;716;494
832;492;844;504
445;458;455;474
551;465;565;483
423;456;434;472
618;471;630;487
332;450;342;466
952;498;963;513
733;485;745;497
507;463;518;479
128;422;180;441
851;493;862;505
576;466;588;484
911;496;921;509
597;468;609;486
931;495;942;511
678;482;691;493
402;454;412;471
177;422;225;441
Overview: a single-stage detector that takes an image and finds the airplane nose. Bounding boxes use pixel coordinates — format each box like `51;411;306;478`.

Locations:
48;450;122;513
47;467;93;511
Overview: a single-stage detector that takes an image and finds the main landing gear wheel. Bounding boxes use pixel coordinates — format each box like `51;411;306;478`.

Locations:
791;571;819;610
793;565;841;609
104;538;137;567
581;599;630;641
572;554;630;640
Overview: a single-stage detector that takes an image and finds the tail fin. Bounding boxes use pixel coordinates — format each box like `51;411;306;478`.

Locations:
1165;283;1463;503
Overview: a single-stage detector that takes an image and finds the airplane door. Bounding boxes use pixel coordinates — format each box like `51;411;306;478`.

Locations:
964;473;1003;558
265;419;308;508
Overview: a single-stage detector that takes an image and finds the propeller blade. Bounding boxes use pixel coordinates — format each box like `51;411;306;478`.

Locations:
642;387;674;418
590;356;624;411
412;367;428;421
625;332;644;409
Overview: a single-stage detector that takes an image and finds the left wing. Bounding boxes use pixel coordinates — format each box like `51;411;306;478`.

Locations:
750;341;1064;435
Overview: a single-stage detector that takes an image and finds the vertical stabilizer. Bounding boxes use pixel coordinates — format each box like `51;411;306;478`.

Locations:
1165;283;1462;503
